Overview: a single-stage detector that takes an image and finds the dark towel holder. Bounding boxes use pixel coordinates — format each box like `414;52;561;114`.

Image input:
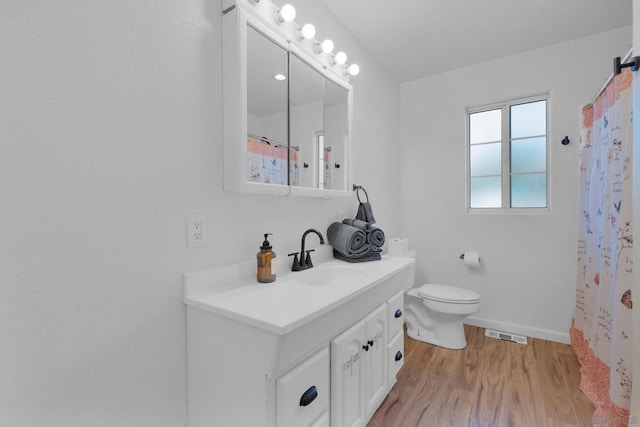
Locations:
614;56;640;75
353;184;369;203
459;253;481;261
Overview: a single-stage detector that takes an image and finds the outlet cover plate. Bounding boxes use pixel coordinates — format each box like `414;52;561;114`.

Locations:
187;214;205;247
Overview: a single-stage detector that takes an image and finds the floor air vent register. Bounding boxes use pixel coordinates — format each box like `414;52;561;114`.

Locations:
484;328;528;345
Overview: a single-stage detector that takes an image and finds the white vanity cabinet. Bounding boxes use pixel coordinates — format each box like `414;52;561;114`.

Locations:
330;317;366;427
331;304;386;427
276;346;330;427
363;305;388;416
386;291;405;384
184;254;415;427
331;292;405;427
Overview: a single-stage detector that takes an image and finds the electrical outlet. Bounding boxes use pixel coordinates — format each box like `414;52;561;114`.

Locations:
187;214;205;247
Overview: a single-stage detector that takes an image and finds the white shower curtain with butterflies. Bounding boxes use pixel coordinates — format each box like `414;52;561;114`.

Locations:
572;67;633;427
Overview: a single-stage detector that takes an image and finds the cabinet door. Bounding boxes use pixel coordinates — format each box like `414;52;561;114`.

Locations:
386;290;404;339
331;320;366;427
276;346;330;427
387;330;404;385
364;304;387;417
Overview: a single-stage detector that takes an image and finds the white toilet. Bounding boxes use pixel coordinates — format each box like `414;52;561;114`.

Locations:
405;284;480;349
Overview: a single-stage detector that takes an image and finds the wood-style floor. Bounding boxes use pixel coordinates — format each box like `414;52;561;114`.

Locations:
368;325;595;427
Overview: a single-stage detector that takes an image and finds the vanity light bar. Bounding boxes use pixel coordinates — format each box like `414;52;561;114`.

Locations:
245;0;359;79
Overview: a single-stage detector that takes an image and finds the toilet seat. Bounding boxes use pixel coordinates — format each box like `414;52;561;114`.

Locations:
417;284;480;304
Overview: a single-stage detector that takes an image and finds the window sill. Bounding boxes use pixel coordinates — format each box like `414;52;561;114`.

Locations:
466;207;550;215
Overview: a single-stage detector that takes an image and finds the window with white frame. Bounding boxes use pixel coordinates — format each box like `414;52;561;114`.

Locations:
467;95;548;211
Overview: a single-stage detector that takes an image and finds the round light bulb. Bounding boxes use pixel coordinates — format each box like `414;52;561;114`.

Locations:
335;51;347;65
348;64;360;76
299;23;316;40
277;4;296;23
321;39;334;54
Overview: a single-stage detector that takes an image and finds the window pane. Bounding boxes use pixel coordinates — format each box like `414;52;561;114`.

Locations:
470;176;501;208
470;142;501;176
511;174;547;208
510;100;546;139
470;109;501;144
511;137;546;174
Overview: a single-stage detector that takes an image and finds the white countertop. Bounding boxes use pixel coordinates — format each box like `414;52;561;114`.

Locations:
184;249;415;335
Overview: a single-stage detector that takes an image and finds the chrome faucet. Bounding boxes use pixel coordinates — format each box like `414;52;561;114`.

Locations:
288;229;325;271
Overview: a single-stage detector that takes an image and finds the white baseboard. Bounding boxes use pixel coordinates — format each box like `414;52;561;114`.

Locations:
465;315;571;344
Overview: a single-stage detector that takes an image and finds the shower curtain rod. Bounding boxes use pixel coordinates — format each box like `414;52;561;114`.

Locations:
247;133;291;149
588;47;633;106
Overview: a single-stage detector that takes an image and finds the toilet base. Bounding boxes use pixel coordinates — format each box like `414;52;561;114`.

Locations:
404;287;479;350
406;321;468;350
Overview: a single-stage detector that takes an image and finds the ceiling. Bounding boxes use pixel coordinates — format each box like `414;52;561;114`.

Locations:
319;0;633;82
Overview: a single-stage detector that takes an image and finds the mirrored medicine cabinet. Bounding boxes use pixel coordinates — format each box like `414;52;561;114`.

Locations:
222;0;353;197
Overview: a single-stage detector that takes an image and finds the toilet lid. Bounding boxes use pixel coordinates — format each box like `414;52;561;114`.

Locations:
417;284;480;304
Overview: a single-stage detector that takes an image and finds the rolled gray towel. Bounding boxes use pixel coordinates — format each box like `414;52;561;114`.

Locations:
341;218;373;232
333;249;381;263
327;222;371;257
367;226;385;249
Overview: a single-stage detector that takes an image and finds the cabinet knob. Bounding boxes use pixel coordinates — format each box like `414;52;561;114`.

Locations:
395;351;403;361
299;385;318;407
362;344;369;351
368;340;374;346
395;309;403;318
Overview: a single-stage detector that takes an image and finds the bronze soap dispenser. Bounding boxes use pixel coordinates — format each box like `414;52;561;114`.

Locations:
256;233;276;283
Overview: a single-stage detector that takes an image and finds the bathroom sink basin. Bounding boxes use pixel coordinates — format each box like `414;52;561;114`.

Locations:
185;252;416;335
295;263;367;287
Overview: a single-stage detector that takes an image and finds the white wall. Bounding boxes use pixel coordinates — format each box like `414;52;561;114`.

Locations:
400;27;632;343
0;0;401;426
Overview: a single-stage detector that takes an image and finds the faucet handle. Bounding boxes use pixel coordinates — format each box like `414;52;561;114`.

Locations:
304;249;315;267
288;252;300;270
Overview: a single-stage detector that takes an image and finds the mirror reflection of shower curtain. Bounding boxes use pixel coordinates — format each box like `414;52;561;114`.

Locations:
246;137;288;185
324;146;332;189
289;146;300;187
572;67;633;425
